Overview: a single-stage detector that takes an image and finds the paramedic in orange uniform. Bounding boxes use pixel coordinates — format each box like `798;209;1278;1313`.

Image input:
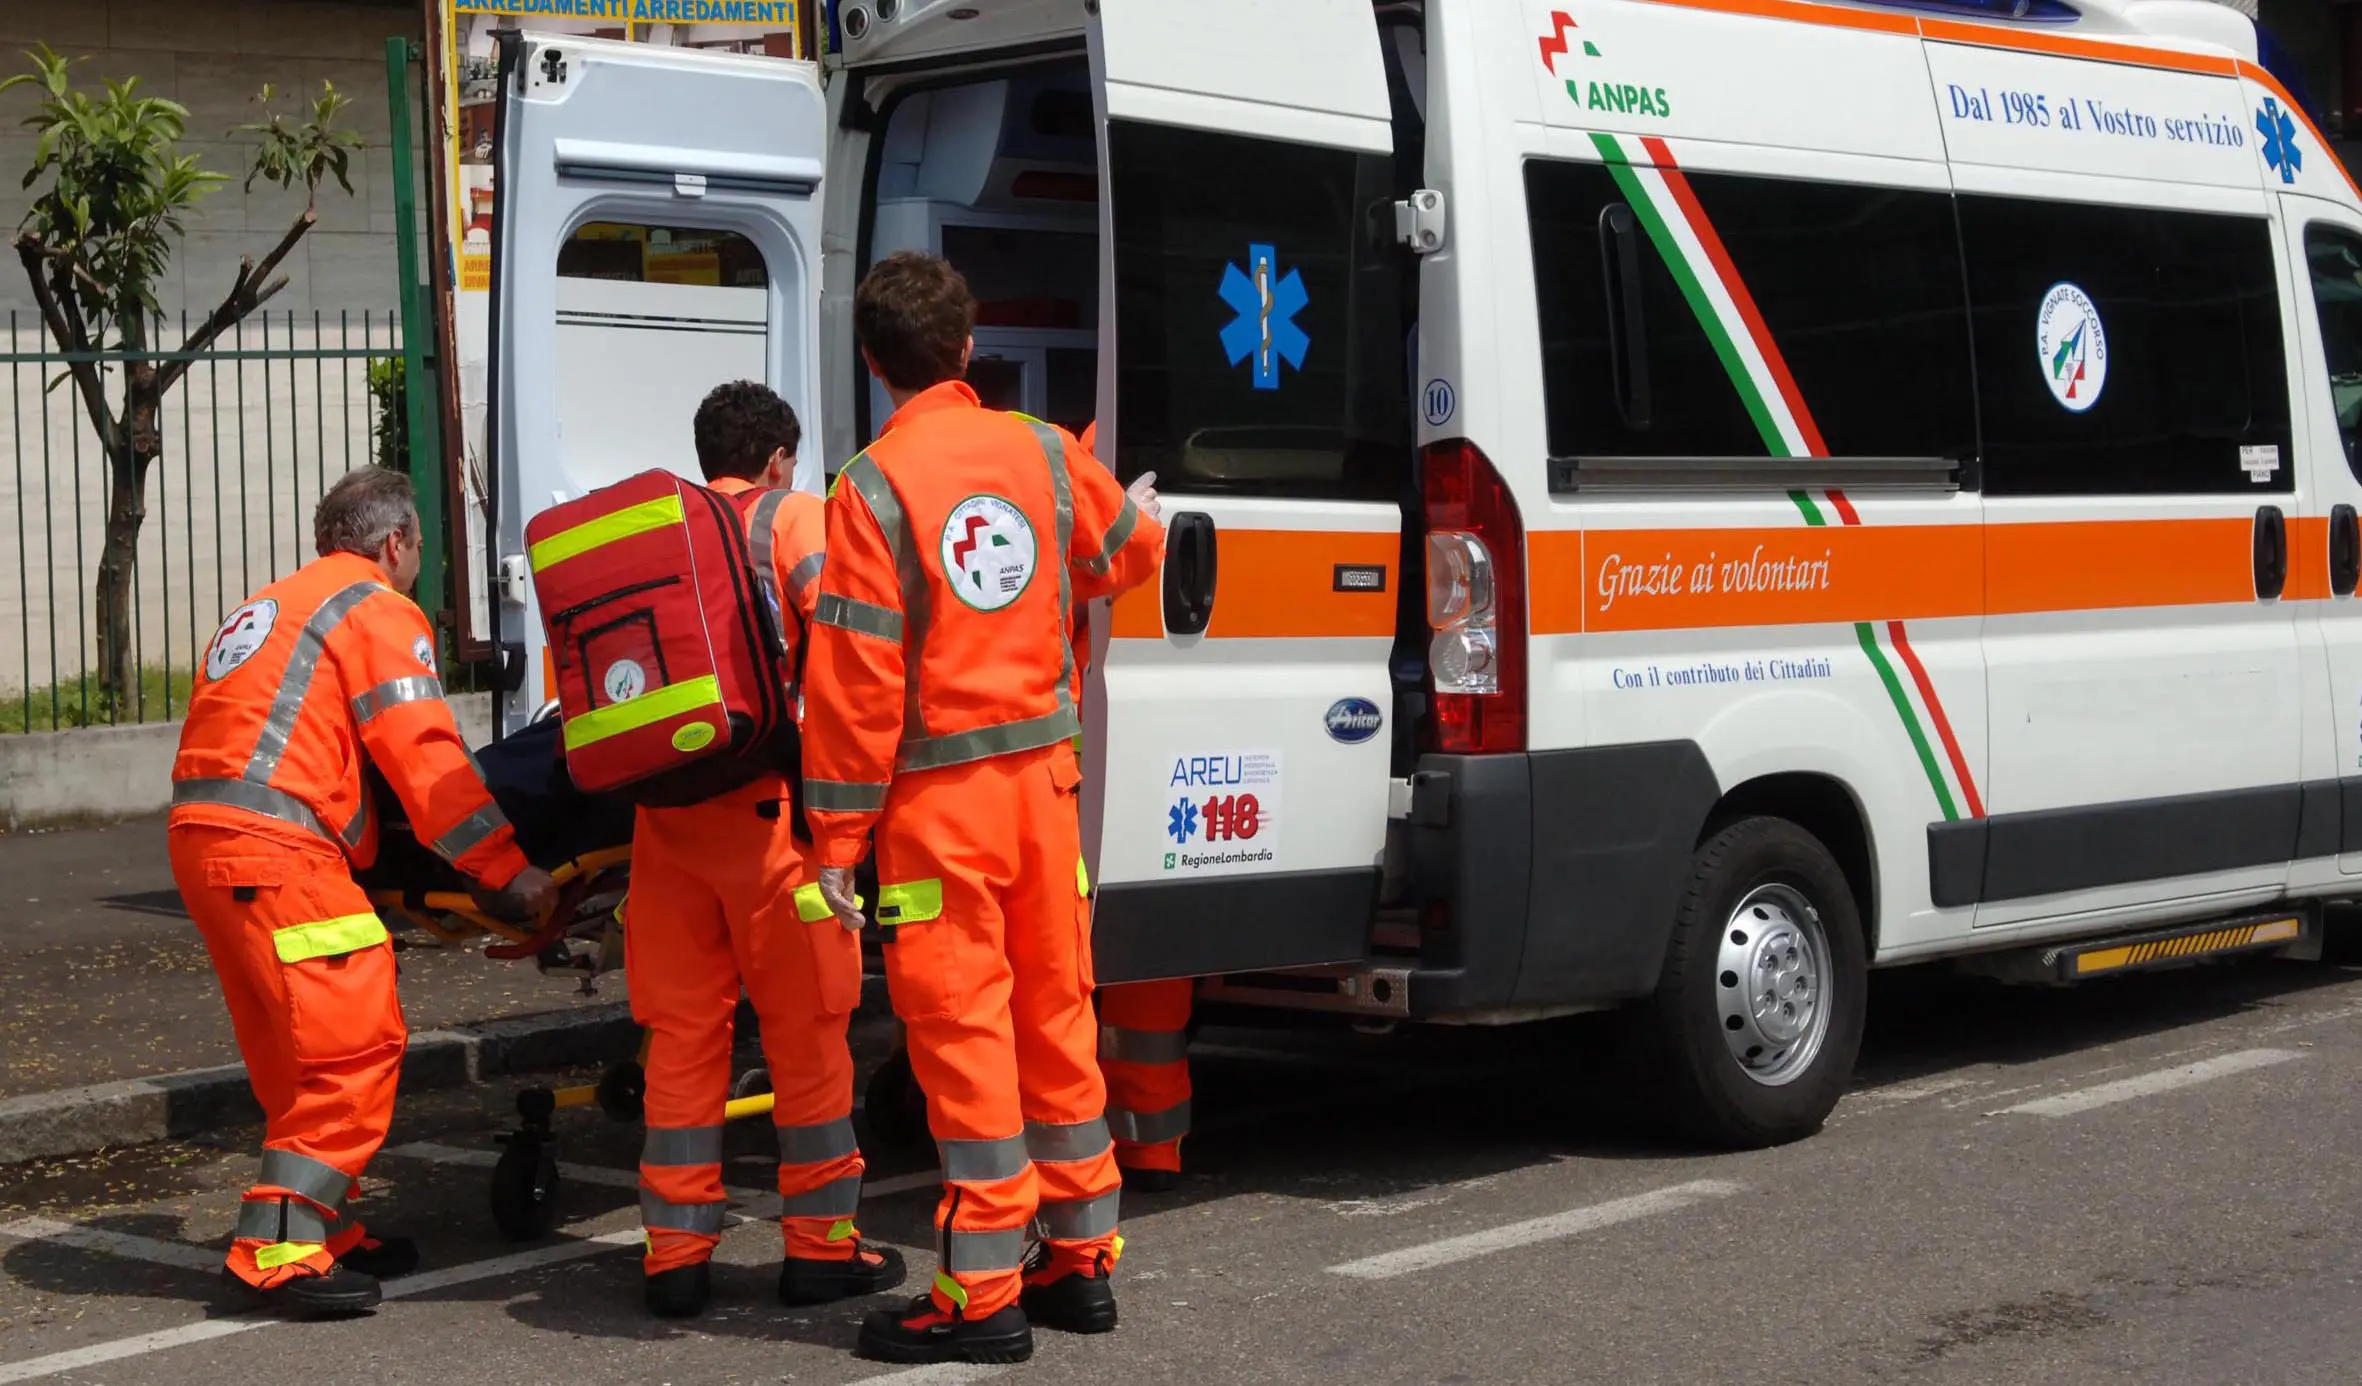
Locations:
1074;420;1194;1193
169;467;557;1316
805;252;1165;1365
629;381;906;1318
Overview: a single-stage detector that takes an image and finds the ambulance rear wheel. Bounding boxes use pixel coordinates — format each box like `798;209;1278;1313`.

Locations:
1640;815;1865;1151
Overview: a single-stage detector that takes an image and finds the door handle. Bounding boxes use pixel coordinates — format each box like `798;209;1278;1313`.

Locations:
2334;504;2361;598
2254;505;2288;601
1163;511;1218;636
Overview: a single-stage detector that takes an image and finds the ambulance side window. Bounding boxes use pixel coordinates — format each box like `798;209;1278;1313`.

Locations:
1524;159;1975;465
1959;197;2291;497
1105;121;1409;500
2302;225;2362;478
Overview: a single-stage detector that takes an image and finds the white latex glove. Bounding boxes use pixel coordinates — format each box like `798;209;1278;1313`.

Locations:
819;865;864;932
1126;470;1162;523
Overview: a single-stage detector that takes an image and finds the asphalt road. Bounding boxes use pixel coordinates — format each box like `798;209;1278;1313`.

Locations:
5;954;2362;1385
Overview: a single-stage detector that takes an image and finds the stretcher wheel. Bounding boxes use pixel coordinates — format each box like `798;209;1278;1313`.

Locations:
861;1049;928;1154
596;1061;647;1122
489;1137;562;1242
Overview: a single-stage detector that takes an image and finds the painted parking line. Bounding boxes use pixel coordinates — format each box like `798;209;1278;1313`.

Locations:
1327;1179;1745;1281
2000;1048;2306;1118
0;1227;639;1384
0;1217;223;1273
381;1140;945;1203
854;1365;1011;1385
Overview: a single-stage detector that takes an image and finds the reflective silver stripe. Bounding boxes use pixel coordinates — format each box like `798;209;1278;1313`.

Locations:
339;787;370;851
805;778;888;813
1108;1098;1192;1146
1024;1116;1112;1165
815;592;904;644
235;1196;332;1245
639;1191;727;1235
246;581;385;783
258;1148;353;1207
748;489;792;652
1026;419;1078;731
1088;496;1140;579
349;674;444;722
1037;1190;1121;1242
172;778;332;842
940;1224;1029;1272
1100;1025;1189;1065
641;1124;725;1168
430;803;513;863
898;705;1081;774
777;1117;859;1166
838;453;932;742
786;549;826;607
779;1173;862;1219
939;1134;1031;1183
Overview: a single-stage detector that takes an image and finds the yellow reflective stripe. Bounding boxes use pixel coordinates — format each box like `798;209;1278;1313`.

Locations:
827;1218;856;1243
1076;857;1090;899
794;883;834;924
528;493;686;569
933;1269;969;1310
878;878;943;925
562;675;724;752
254;1241;326;1270
273;914;389;964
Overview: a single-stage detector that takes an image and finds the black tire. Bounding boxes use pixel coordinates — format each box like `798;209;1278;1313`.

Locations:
861;1048;929;1154
1638;815;1866;1150
489;1140;562;1242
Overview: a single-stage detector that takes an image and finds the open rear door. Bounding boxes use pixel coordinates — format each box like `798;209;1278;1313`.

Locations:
487;33;828;733
1081;1;1411;983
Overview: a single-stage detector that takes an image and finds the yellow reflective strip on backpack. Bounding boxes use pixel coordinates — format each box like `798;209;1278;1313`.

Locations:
253;1241;326;1270
1076;857;1090;899
272;914;389;964
528;493;686;570
933;1269;970;1310
877;878;943;924
562;675;723;752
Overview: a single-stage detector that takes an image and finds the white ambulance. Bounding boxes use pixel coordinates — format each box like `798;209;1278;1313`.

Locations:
482;0;2362;1147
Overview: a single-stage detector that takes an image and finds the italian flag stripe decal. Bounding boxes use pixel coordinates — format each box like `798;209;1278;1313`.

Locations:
1591;132;1986;824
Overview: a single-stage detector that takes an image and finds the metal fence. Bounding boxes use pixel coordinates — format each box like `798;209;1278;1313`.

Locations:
0;312;405;732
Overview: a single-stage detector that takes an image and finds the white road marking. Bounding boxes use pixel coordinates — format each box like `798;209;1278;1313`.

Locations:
0;1227;637;1383
381;1140;944;1203
862;1169;945;1198
1326;1178;1744;1280
2001;1048;2306;1118
0;1217;222;1273
1855;1074;1982;1103
853;1365;1010;1385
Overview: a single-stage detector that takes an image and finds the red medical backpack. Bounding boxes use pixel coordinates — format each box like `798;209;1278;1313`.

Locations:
524;470;794;808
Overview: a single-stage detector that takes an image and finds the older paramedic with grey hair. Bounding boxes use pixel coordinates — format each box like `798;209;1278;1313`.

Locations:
166;466;556;1317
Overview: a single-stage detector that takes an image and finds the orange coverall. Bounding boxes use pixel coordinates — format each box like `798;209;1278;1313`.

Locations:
170;551;530;1290
629;481;874;1274
803;383;1164;1320
1073;421;1193;1178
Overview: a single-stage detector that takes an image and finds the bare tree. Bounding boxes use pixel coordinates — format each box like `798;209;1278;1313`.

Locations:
6;47;362;705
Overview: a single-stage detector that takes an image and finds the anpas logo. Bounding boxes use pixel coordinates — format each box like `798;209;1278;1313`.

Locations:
2036;282;2108;414
941;493;1038;611
1324;697;1383;744
1539;9;1671;121
204;599;278;681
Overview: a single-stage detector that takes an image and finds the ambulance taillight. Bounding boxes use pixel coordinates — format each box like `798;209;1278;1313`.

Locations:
1420;440;1527;755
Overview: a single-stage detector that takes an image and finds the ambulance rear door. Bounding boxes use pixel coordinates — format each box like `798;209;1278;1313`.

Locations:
486;32;829;734
1080;0;1412;983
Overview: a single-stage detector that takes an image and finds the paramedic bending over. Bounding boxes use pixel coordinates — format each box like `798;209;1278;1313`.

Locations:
168;467;556;1317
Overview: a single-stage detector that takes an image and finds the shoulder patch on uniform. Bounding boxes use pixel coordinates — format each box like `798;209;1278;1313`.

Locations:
941;494;1038;612
204;598;279;681
412;634;437;673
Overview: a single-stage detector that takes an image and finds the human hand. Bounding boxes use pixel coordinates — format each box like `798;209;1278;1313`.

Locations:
1126;470;1161;522
819;866;864;931
474;865;557;923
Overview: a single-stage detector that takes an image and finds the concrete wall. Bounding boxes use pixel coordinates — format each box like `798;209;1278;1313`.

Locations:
0;0;424;320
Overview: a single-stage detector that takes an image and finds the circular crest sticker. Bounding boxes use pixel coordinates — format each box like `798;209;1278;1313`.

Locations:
603;658;647;704
412;634;437;673
2036;282;2108;414
940;494;1038;612
204;599;278;681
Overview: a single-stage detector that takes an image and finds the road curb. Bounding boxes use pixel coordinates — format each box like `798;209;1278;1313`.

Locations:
0;974;894;1165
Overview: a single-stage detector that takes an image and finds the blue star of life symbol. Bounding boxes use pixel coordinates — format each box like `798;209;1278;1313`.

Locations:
2257;98;2302;186
1166;797;1200;844
1218;242;1309;391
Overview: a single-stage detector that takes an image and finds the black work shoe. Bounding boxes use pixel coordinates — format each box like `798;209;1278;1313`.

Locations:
779;1242;907;1306
1122;1166;1181;1195
227;1264;382;1318
644;1261;712;1319
1020;1266;1119;1334
855;1293;1033;1364
337;1235;419;1280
